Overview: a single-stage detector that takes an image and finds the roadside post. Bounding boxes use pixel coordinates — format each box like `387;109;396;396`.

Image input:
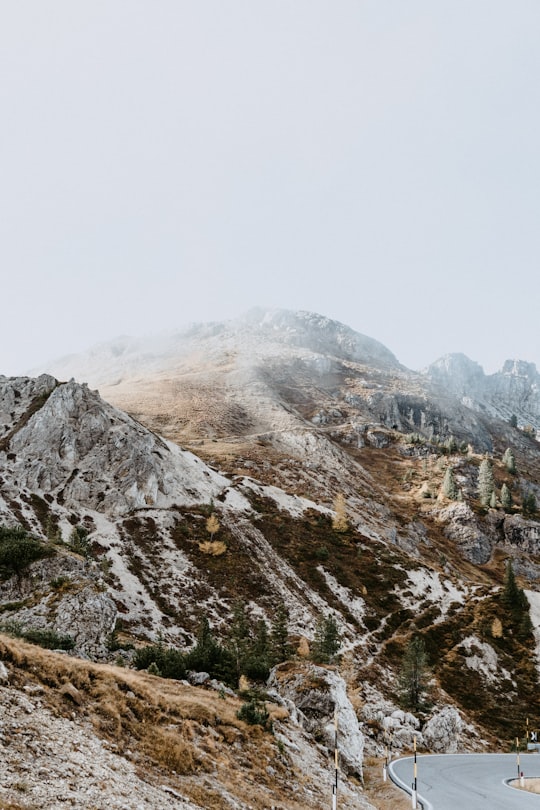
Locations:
411;735;417;809
516;736;520;781
332;709;338;810
383;744;388;782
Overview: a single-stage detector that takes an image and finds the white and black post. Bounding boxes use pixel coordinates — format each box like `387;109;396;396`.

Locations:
411;735;418;809
332;708;338;810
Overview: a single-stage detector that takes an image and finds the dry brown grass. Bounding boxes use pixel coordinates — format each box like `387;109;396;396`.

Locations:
511;777;540;794
0;634;300;809
362;756;414;810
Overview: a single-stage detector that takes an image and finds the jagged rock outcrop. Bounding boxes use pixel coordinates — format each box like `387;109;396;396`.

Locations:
426;354;540;432
268;662;364;778
436;502;494;564
2;376;243;518
0;554;117;658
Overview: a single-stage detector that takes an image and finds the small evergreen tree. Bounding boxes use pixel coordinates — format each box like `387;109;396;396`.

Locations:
270;602;293;664
185;617;235;684
489;490;498;509
502;448;516;474
509;414;518;428
478;458;495;507
227;601;251;681
501;483;512;511
399;635;430;711
523;492;537;517
243;619;272;681
69;525;91;557
501;560;531;638
311;615;341;664
441;467;458;500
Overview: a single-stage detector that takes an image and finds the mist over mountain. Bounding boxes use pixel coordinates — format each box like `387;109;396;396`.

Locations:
3;307;540;807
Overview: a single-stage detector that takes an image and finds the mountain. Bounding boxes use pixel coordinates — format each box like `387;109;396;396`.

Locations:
2;308;540;806
426;354;540;429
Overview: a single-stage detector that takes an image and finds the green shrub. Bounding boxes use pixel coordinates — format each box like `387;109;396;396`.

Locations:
0;622;75;650
0;526;53;577
133;642;187;680
236;694;270;728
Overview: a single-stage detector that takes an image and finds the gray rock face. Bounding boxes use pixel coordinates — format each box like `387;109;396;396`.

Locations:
426;354;540;432
0;554;117;658
503;514;540;553
268;663;364;778
437;502;494;564
422;706;465;753
0;376;241;517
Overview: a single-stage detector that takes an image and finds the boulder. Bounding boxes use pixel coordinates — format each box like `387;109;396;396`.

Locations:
422;706;464;753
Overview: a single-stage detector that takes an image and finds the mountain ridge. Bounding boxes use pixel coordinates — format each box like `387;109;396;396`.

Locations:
2;309;540;806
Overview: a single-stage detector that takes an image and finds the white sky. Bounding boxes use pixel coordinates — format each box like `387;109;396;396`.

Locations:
2;1;539;376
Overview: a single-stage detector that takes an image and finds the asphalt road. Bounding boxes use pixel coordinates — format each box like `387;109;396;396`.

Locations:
389;753;540;809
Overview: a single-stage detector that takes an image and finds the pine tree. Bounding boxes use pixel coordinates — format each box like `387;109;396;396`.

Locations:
441;467;458;500
399;636;430;711
243;619;272;681
332;494;349;533
489;490;498;509
509;414;518;428
270;602;293;664
502;448;516;474
523;492;537;517
311;615;341;664
478;458;495;507
502;560;531;637
228;601;251;680
501;483;512;511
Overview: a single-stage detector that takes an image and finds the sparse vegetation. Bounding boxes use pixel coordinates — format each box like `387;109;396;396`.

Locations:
0;622;75;650
0;526;53;578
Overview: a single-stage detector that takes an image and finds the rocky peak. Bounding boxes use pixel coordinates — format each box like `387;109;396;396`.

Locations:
425;353;540;430
501;359;539;380
425;353;485;394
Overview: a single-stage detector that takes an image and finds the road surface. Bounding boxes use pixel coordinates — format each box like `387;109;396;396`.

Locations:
389;753;540;809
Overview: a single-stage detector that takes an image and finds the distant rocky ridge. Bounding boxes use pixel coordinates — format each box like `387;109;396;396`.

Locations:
426;353;540;431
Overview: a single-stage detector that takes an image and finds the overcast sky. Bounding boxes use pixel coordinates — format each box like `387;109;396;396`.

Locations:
2;1;539;376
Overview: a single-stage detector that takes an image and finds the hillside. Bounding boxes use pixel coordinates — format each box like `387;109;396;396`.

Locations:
1;309;539;806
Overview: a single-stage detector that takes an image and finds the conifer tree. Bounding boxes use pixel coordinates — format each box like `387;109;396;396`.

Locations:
502;448;516;474
270;602;293;664
399;635;430;711
441;467;458;500
311;615;341;664
478;458;495;507
228;601;251;680
501;560;531;638
489;490;498;509
523;492;537;517
501;483;512;511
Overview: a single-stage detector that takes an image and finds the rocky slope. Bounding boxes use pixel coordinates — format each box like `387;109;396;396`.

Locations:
0;308;538;805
